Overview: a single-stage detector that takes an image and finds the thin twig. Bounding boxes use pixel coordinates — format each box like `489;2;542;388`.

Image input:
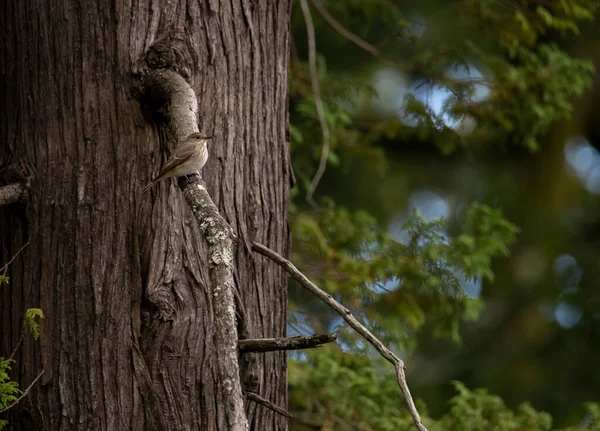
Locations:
3;243;29;365
8;332;25;362
299;0;330;208
251;241;428;431
0;370;44;414
309;0;492;88
310;0;390;63
1;242;30;276
239;333;337;353
246;392;293;419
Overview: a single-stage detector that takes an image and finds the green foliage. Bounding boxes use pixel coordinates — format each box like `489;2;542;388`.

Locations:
451;203;520;282
25;309;44;341
292;199;517;347
289;346;418;430
290;347;600;430
289;0;593;344
466;43;594;151
439;381;553;431
0;359;21;428
290;62;385;200
462;0;598;53
291;0;597;161
0;308;43;428
289;0;599;428
436;382;600;431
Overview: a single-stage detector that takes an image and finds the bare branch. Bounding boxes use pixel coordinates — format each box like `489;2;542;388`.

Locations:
309;0;492;89
251;241;429;431
0;370;44;414
239;333;337;353
7;333;24;363
141;57;248;429
1;242;29;276
246;392;292;419
299;0;331;208
310;0;391;65
0;183;28;207
2;242;35;365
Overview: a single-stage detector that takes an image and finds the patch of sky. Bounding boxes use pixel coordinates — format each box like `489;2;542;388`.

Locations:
363;189;451;296
407;18;426;39
539;298;583;329
369;68;410;117
554;302;583;328
325;315;388;358
388;189;451;248
586;166;600;194
537;256;584;328
404;65;490;129
388;189;451;243
459;275;482;299
408;189;452;221
369;277;402;295
384;190;481;297
287;310;315;337
553;254;582;287
564;136;600;194
362;62;491;133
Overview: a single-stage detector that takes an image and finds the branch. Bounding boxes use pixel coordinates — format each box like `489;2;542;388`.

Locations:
299;0;330;208
2;243;33;364
141;55;248;429
7;333;24;362
1;242;29;277
0;183;28;206
178;178;249;431
251;241;429;431
309;0;391;65
246;392;292;419
2;242;34;366
309;0;492;88
0;370;44;414
239;333;337;353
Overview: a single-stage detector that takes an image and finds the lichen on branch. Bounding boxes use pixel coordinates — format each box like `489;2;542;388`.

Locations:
139;41;249;431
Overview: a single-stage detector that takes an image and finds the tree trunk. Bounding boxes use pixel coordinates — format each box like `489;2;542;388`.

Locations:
0;0;291;429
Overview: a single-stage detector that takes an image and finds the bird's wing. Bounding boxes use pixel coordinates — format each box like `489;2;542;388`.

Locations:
153;143;197;181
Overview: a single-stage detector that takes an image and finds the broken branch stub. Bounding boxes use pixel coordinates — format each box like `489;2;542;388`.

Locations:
238;333;337;353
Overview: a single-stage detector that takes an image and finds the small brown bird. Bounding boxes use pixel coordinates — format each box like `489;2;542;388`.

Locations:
142;133;213;193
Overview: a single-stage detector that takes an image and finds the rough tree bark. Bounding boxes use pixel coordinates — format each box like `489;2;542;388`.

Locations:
0;0;291;430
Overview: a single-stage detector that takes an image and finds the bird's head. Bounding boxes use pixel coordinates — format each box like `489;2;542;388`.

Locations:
187;132;213;144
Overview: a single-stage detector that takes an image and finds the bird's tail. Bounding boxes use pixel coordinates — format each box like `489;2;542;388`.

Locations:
142;181;155;194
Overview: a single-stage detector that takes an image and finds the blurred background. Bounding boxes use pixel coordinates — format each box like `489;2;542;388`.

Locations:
285;1;600;429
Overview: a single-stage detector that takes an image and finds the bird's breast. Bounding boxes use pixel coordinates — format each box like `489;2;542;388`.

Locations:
198;147;209;169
